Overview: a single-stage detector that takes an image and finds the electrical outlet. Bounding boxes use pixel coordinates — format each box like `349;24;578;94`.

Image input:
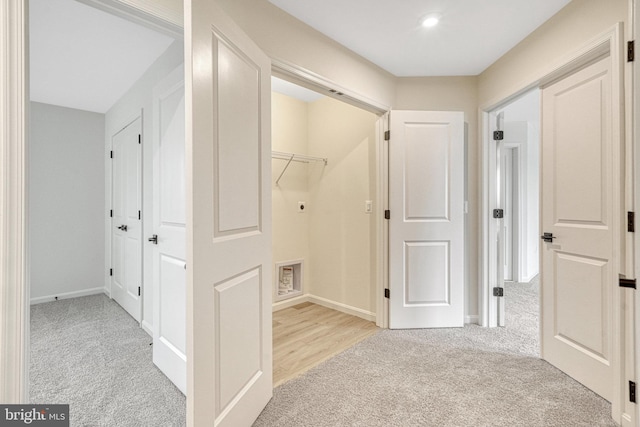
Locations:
298;201;306;213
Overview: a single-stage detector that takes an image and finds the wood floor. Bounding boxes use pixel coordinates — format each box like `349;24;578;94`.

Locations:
273;302;379;386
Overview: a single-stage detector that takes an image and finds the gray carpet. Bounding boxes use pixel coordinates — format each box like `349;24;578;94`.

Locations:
30;294;186;426
31;279;616;426
254;278;617;427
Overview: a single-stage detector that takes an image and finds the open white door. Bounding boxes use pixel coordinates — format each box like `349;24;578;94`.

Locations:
388;110;464;329
541;54;619;402
186;1;272;425
111;117;142;321
152;65;187;394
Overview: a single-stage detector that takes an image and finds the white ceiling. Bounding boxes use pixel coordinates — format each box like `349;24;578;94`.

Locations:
268;0;571;76
29;0;175;113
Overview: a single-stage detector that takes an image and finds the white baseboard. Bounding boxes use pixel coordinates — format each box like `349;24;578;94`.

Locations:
272;294;310;312
141;320;153;337
30;287;106;305
465;315;480;325
307;295;376;322
272;294;376;322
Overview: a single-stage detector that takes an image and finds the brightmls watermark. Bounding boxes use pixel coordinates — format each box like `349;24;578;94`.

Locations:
0;405;68;426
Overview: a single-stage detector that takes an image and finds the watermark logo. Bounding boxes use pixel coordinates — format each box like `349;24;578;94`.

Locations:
0;405;68;427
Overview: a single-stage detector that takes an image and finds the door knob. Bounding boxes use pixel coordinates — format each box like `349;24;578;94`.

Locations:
540;232;555;243
117;225;128;232
148;234;158;244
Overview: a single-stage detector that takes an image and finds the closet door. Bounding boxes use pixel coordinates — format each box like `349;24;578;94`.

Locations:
111;117;142;321
388;110;465;329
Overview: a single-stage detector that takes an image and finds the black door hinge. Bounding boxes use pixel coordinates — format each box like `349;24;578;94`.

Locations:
384;288;390;299
493;130;504;141
628;40;635;62
384;210;390;220
384;130;390;141
138;286;141;296
493;287;504;297
138;134;141;144
110;150;113;159
620;278;636;289
138;210;141;220
493;209;504;219
628;212;635;232
630;381;636;403
109;268;113;277
110;209;113;218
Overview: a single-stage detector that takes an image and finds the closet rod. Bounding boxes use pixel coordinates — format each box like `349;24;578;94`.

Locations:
272;151;328;185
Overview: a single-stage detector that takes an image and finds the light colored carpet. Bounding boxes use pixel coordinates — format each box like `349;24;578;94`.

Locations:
30;294;186;426
254;278;617;427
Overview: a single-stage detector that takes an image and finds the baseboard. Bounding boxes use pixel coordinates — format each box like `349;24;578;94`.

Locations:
465;315;480;325
521;273;539;283
272;294;310;312
30;287;106;305
141;320;153;337
307;295;376;322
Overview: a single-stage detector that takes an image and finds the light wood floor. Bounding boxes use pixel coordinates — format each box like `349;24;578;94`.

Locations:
273;302;379;386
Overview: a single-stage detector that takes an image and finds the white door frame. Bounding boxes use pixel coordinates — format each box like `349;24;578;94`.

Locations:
480;23;633;424
0;0;393;405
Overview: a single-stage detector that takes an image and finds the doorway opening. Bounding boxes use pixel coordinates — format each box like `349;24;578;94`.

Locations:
270;76;382;385
28;0;185;424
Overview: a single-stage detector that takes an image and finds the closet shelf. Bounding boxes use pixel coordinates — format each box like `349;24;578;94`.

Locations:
272;151;328;185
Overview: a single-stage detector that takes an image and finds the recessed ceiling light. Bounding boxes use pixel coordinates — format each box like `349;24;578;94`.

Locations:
421;16;440;28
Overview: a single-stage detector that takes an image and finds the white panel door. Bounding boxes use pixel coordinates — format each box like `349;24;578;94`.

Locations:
186;2;272;426
152;65;186;394
111;117;142;321
541;55;619;401
389;111;464;329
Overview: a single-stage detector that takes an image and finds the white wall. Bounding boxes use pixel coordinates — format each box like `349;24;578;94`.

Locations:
105;39;183;333
29;102;105;303
307;97;378;315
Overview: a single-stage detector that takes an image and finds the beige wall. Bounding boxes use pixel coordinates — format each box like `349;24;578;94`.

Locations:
395;77;479;319
272;92;378;314
307;97;378;314
271;93;311;296
478;0;628;107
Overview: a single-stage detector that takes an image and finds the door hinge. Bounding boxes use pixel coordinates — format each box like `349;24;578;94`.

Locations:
493;209;504;219
628;212;635;232
493;287;504;297
493;130;504;141
110;150;113;159
384;288;390;299
109;268;113;277
110;209;113;218
628;40;635;62
630;381;636;403
138;210;141;220
384;210;390;220
138;134;141;144
138;286;141;296
384;130;390;141
620;278;637;289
